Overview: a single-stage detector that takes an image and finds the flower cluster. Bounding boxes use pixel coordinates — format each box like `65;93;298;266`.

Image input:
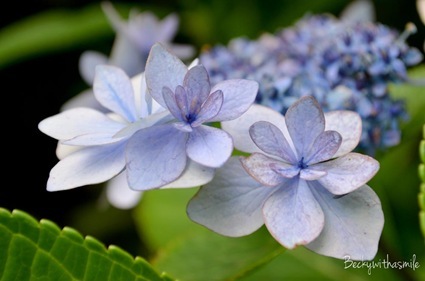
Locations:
188;96;383;260
38;3;387;261
200;13;423;154
39;43;258;208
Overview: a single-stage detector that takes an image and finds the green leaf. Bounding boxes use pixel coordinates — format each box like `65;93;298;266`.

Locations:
420;125;425;242
0;4;113;69
153;227;283;281
0;208;174;281
134;188;283;281
238;247;410;281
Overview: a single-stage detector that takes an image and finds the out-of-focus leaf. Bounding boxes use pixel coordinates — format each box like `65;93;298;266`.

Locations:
239;247;411;281
0;4;112;69
179;0;346;46
153;227;282;281
367;65;425;263
134;188;283;281
0;208;174;281
134;188;202;252
420;124;425;241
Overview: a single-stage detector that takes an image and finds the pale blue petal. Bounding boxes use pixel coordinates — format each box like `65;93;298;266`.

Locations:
186;126;233;167
101;2;124;32
113;110;174;139
324;111;362;157
161;160;215;188
312;152;380;195
79;51;108;85
187;157;273;236
174;85;189;118
241;153;291;186
106;172;143;209
110;34;146;76
285;96;325;158
263;179;325;249
93;65;139;122
145;43;188;107
163;86;184;121
307;184;384;260
269;162;300;179
156;13;179;42
222;104;293;154
47;142;126;191
305;131;342;165
210;79;259;121
299;169;327;181
191;90;223;127
38;108;126;143
168;43;196;60
250;121;297;163
183;65;211;111
126;124;188;190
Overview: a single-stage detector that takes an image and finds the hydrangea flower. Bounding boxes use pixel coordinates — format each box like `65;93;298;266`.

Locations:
187;96;384;260
38;64;214;209
62;1;194;111
200;13;423;154
127;43;259;190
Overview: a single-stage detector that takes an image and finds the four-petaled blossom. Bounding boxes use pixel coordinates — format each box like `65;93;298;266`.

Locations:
62;1;194;111
38;64;214;209
188;96;384;260
126;43;259;190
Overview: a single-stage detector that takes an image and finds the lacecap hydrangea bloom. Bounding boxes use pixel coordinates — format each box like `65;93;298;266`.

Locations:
200;13;423;154
188;96;384;260
39;43;258;208
63;1;194;112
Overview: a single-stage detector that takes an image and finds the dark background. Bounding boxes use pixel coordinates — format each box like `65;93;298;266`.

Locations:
0;0;424;254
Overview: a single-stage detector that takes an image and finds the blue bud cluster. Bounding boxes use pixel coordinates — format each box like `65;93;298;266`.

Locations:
200;14;423;154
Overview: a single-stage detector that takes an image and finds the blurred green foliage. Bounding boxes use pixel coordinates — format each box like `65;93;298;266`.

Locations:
1;0;425;280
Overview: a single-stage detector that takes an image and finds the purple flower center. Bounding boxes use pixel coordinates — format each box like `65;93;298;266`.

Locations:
297;157;308;169
185;113;197;124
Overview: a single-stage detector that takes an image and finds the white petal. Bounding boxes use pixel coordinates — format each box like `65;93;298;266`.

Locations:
145;43;188;107
162;160;215;188
126;124;188;190
187;157;273;236
222;104;294;153
312;152;380;195
47;142;126;191
38;108;126;143
56;143;81;160
263;179;324;249
307;184;384;260
324;110;362;158
187;126;233;168
93;65;139;122
106;172;143;209
210;79;259;121
60;89;105;112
